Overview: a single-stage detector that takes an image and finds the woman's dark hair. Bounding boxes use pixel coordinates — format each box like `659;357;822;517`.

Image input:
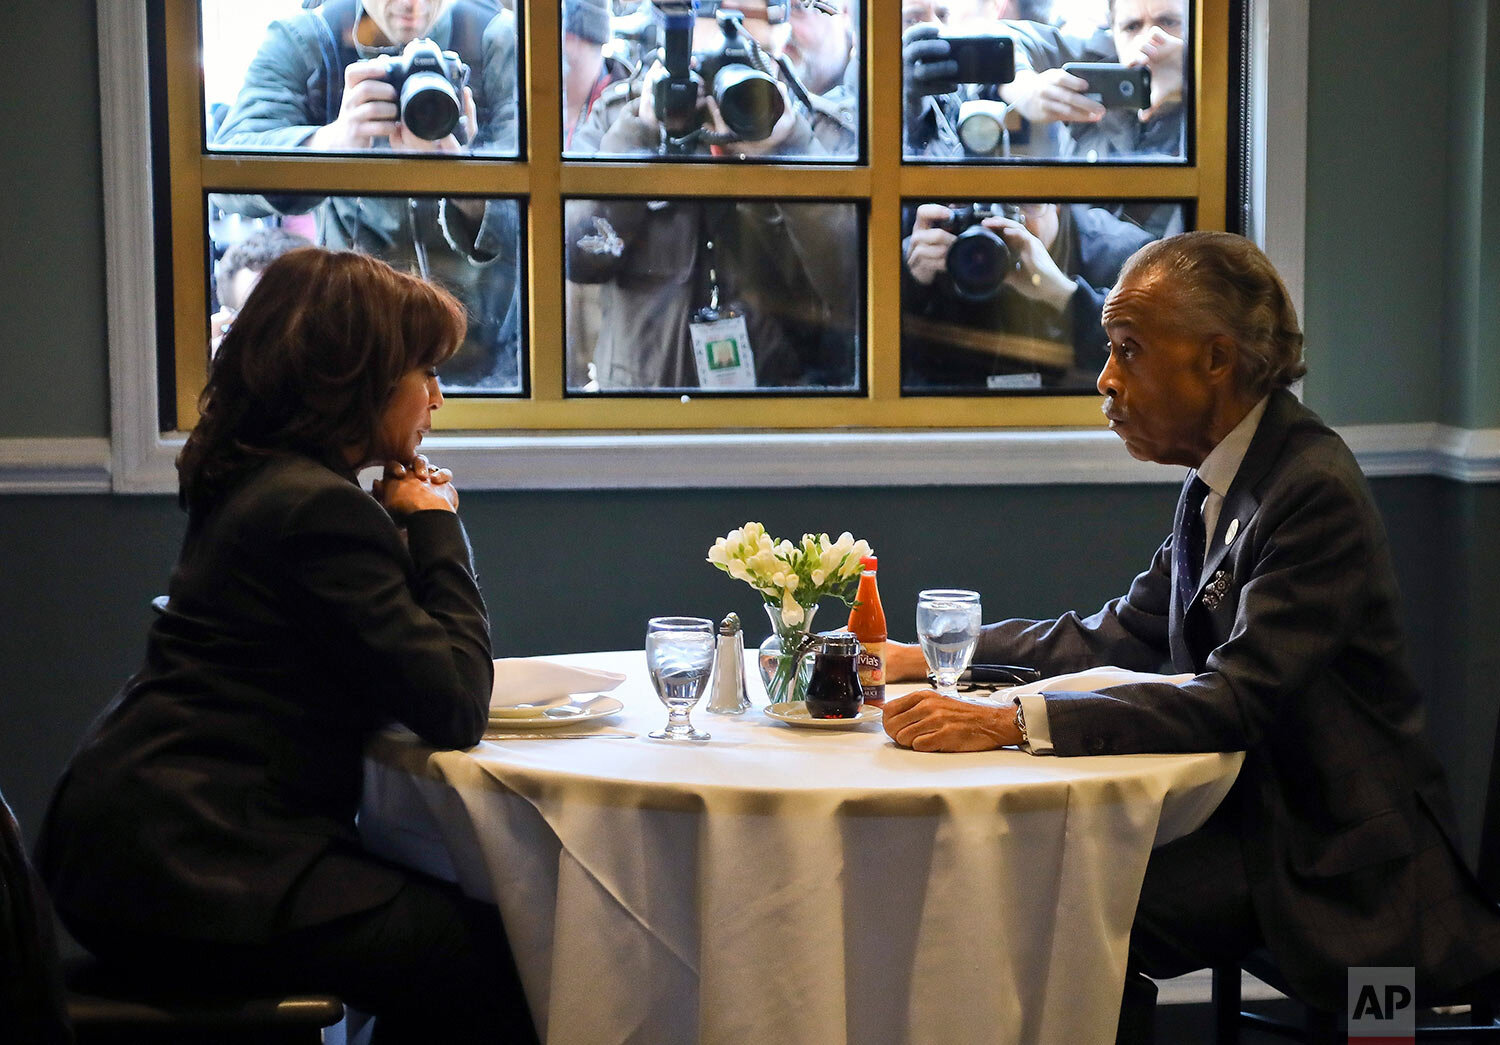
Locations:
177;247;466;512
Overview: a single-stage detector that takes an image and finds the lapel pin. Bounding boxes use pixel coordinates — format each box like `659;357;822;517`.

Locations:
1202;570;1231;610
1224;518;1239;545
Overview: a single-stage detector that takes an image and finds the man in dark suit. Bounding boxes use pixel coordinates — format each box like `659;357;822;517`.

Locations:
883;231;1500;1040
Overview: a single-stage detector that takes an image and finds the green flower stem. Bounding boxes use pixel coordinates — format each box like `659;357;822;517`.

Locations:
765;613;821;703
768;647;800;704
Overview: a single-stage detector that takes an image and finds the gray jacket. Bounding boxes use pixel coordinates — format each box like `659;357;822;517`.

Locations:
1001;19;1186;237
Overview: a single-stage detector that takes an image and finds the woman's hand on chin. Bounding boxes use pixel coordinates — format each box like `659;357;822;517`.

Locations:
372;454;459;515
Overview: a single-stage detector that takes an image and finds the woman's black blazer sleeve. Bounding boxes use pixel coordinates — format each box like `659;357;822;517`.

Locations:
276;477;493;749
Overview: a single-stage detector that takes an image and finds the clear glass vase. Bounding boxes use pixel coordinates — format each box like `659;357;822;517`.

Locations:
756;603;818;704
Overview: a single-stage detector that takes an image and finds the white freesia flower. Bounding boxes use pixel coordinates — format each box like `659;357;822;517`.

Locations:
839;539;872;576
780;594;804;627
707;522;870;630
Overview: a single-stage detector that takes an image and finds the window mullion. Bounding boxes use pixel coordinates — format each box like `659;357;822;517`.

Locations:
896;165;1203;200
556;164;870;198
198;155;532;198
167;0;208;429
867;0;904;404
524;0;563;403
1195;0;1230;229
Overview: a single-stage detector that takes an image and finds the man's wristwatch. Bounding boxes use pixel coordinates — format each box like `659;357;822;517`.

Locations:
1012;699;1029;747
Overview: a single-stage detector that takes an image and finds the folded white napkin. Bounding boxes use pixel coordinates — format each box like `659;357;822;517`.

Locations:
1005;666;1195;698
490;658;627;709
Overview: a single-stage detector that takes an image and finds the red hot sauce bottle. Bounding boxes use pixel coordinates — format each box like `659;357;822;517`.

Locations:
846;555;887;706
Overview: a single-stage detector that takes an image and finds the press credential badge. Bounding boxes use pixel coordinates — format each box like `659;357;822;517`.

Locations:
689;312;757;389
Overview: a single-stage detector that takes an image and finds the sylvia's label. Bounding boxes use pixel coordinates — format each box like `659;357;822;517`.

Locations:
856;641;886;704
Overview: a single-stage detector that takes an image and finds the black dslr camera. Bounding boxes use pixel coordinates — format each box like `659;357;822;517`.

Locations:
652;4;787;150
943;203;1025;301
382;37;471;141
694;12;786;140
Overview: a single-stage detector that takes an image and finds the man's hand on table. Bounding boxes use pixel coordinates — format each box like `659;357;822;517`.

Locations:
883;690;1023;752
881;640;1027;752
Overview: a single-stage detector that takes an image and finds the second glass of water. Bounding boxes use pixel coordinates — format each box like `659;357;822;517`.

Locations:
645;616;715;741
916;589;982;698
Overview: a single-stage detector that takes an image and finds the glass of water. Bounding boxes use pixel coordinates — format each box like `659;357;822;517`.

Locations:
645;616;715;741
916;589;982;698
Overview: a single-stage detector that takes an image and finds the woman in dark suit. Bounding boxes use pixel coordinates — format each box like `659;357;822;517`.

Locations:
37;248;535;1043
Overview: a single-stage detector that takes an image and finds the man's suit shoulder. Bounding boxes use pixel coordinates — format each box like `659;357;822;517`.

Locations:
1267;395;1366;486
1250;394;1384;542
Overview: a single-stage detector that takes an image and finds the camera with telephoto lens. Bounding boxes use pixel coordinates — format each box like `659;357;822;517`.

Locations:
381;37;471;141
943;202;1025;300
652;5;787;146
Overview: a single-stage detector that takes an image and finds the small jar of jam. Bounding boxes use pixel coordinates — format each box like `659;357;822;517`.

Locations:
804;630;865;719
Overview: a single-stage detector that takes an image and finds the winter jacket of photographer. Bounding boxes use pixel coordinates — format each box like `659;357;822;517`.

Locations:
1000;18;1186;239
213;0;521;387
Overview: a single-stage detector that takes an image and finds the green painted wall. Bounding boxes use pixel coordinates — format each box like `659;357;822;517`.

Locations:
0;0;107;438
1303;1;1449;423
1475;0;1500;428
1439;0;1500;430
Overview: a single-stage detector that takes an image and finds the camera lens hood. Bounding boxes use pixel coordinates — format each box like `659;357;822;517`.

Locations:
400;71;462;141
712;66;784;142
946;225;1012;301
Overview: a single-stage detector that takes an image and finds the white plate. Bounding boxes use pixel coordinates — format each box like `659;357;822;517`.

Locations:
487;695;624;729
763;701;882;730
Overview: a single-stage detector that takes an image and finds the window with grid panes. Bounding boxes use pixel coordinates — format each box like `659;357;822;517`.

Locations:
161;0;1228;434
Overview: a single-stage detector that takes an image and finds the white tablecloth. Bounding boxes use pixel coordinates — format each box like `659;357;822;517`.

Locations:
359;651;1242;1045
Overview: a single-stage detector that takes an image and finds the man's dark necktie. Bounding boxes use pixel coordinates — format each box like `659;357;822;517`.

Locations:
1175;475;1210;608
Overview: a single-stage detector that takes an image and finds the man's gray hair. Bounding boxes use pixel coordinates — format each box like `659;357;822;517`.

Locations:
1118;231;1307;396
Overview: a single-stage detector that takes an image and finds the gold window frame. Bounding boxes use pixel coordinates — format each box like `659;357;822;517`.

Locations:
161;0;1229;432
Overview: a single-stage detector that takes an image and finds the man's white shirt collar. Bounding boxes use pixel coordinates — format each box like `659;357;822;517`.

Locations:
1193;395;1269;565
1196;395;1270;499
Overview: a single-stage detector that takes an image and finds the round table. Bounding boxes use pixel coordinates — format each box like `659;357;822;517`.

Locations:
360;651;1242;1045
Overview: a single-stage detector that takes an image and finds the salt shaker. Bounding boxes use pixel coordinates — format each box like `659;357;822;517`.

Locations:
706;612;751;714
